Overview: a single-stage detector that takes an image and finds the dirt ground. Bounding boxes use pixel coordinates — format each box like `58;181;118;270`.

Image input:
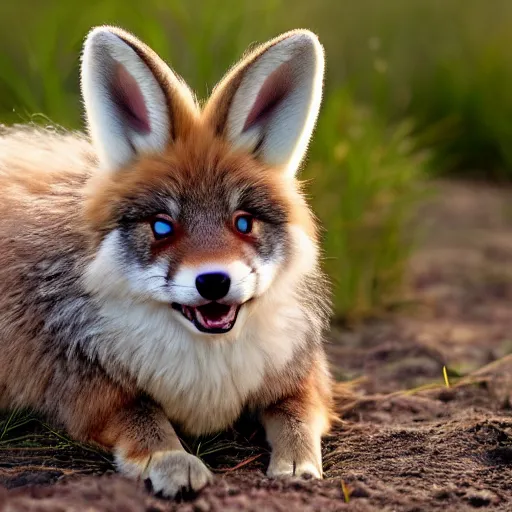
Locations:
1;180;512;511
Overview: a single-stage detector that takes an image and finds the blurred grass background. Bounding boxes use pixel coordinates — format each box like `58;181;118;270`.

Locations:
0;0;511;320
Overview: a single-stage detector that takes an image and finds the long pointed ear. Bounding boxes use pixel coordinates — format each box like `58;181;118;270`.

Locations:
81;26;198;172
203;30;324;177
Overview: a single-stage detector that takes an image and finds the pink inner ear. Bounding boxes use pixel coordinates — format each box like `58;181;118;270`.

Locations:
243;62;293;132
110;63;151;134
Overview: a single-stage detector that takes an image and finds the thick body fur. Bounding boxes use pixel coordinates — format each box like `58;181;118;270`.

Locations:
0;26;333;496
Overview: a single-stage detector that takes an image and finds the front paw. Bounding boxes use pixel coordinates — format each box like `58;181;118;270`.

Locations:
267;457;322;480
147;451;213;497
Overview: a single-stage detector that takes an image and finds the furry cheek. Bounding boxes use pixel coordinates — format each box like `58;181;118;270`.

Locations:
258;224;318;300
252;258;280;297
287;224;319;275
240;225;315;299
85;230;171;303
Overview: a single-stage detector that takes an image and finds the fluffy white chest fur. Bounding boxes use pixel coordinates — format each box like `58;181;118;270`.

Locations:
82;226;316;435
87;293;308;435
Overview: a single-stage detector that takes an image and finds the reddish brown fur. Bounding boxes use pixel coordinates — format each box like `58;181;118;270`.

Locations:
84;125;313;246
0;26;333;493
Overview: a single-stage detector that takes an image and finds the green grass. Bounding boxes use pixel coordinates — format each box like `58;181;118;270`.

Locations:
306;90;429;320
0;410;103;455
0;409;113;476
2;0;512;175
3;0;509;318
0;408;265;473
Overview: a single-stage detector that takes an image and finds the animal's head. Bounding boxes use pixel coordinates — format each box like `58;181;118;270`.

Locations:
82;26;325;336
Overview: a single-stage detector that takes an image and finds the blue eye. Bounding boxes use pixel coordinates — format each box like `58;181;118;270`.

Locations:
151;218;174;239
234;214;253;235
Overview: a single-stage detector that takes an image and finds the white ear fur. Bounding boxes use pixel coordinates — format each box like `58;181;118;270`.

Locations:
225;31;324;177
81;27;171;172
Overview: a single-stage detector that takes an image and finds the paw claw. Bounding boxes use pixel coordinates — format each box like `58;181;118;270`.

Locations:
267;459;322;480
147;451;213;498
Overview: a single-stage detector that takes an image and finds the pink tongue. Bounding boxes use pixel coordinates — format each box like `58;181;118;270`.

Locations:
195;305;235;328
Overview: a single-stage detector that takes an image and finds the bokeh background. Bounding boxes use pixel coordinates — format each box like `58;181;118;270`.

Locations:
1;0;511;321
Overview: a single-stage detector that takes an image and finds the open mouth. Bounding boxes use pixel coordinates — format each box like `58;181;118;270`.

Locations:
172;302;241;334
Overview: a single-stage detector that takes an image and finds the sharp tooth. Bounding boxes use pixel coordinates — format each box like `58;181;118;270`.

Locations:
223;306;235;323
195;309;207;327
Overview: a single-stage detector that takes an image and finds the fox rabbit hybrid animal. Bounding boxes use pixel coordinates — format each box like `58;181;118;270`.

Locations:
0;26;333;496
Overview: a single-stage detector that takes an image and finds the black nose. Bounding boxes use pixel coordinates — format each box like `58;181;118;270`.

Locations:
195;272;231;301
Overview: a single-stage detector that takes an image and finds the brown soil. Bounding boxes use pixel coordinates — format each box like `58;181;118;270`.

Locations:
1;180;512;511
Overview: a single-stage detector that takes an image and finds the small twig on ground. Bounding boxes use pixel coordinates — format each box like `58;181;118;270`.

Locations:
216;453;263;472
